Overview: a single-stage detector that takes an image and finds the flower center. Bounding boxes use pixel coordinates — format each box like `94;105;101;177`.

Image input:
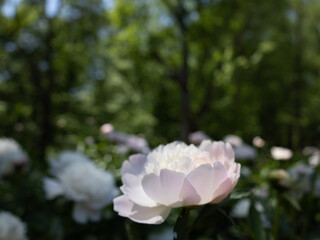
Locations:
144;142;212;175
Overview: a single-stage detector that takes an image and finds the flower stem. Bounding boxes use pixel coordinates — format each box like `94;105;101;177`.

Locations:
272;193;280;240
173;208;190;240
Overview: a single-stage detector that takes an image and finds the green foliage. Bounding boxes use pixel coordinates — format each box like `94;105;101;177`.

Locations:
1;0;320;239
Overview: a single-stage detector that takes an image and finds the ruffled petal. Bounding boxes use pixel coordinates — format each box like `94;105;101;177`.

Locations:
185;163;228;205
121;154;147;176
43;177;64;199
141;169;185;207
113;195;171;224
122;173;158;207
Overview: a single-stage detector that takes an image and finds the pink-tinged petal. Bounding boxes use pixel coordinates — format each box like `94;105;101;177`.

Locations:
114;195;171;224
121;154;147;176
141;169;185;207
199;140;212;151
185;163;228;205
225;143;235;162
43;177;64;199
122;173;158;207
211;142;226;161
179;178;201;206
210;178;233;204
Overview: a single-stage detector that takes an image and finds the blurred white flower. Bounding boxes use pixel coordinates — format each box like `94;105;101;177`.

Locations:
43;151;119;224
253;184;269;199
223;135;256;160
223;135;243;147
270;146;292;160
230;198;251;218
230;198;270;228
114;140;241;224
308;154;320;167
233;144;257;160
0;211;27;240
252;136;265;148
188;131;210;145
100;123;150;154
302;146;319;156
0;138;29;176
240;166;252;177
288;164;314;199
100;123;114;134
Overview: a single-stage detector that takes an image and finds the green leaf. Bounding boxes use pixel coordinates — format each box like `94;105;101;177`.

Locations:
248;199;266;240
230;189;251;200
283;193;301;211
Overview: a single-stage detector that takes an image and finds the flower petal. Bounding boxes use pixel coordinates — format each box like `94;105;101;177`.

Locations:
121;154;147;176
114;195;171;224
43;177;64;199
141;169;185;207
179;178;201;206
185;163;228;205
122;173;158;207
73;203;89;224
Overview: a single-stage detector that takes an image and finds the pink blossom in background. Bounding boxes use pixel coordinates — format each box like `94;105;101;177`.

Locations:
100;123;150;154
252;136;265;148
188;131;210;145
113;140;241;224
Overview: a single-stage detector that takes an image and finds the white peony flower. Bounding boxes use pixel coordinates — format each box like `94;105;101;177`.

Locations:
270;146;293;160
0;211;27;240
113;140;241;224
0;138;29;177
43;151;119;224
188;131;210;145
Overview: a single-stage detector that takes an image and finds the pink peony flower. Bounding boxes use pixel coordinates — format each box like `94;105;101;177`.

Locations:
113;140;241;224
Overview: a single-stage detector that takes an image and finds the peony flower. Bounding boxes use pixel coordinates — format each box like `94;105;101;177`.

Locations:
188;131;210;145
0;138;29;177
0;211;27;240
270;146;293;160
113;140;241;224
253;136;265;148
43;151;119;224
223;135;243;147
100;123;150;154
